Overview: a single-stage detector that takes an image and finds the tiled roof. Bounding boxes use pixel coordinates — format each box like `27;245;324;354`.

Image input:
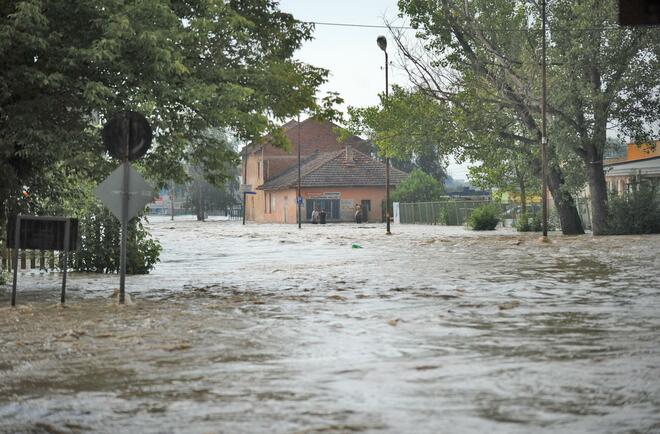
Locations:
258;147;408;190
243;117;372;156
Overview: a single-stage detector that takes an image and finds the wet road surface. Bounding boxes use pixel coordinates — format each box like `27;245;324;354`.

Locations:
1;218;659;433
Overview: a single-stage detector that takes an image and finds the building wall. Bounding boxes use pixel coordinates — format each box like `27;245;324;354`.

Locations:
627;142;660;161
258;186;389;224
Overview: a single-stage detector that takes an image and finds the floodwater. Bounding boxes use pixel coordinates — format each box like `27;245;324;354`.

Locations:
1;217;659;434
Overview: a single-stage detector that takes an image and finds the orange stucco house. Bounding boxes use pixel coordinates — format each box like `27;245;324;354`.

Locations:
241;118;408;223
604;142;660;193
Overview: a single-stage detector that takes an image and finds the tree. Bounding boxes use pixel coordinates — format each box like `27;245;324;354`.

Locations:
346;85;451;182
0;0;328;230
395;0;660;235
467;149;540;215
391;168;444;203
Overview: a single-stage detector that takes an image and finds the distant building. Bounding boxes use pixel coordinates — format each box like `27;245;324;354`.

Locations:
604;142;660;193
446;186;491;200
241;117;407;223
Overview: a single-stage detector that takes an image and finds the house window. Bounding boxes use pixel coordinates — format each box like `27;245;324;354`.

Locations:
257;161;262;179
265;192;275;214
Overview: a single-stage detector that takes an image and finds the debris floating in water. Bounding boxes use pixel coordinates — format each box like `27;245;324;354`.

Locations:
351;243;363;249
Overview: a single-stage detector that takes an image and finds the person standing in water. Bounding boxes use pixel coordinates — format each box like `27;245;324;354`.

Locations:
312;206;319;224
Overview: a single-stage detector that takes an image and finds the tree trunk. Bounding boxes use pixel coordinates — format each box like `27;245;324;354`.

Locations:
0;198;6;246
516;167;527;215
196;180;204;221
547;166;585;235
585;159;609;235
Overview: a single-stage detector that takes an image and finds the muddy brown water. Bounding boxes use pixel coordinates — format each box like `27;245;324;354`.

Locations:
1;218;659;433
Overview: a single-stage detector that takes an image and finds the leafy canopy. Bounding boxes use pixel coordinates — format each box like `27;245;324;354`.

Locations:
0;0;328;213
391;168;444;203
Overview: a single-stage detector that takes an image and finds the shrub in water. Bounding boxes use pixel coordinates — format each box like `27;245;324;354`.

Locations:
517;211;543;232
605;182;660;235
467;204;500;230
71;202;162;274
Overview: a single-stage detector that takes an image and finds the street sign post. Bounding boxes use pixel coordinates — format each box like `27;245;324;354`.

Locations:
100;111;153;304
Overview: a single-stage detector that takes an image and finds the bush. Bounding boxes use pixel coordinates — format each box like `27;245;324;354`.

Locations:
605;182;660;235
0;271;7;286
467;204;500;230
71;202;162;274
436;207;450;225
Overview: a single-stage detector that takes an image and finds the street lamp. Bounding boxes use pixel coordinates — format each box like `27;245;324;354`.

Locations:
377;35;391;235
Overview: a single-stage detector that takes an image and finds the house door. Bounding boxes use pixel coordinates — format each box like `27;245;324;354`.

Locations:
361;200;371;222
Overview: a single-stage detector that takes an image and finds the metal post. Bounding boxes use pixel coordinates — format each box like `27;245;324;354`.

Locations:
11;215;20;306
541;0;549;238
196;178;204;222
242;149;247;225
385;50;391;235
297;113;302;229
119;161;129;304
61;219;70;304
119;119;130;305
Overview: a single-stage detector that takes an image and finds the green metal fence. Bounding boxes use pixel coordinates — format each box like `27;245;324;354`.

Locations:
398;200;542;227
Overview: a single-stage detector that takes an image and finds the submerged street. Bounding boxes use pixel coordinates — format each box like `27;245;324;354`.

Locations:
1;218;659;433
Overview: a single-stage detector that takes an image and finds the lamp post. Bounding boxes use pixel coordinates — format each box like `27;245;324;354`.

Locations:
377;35;391;235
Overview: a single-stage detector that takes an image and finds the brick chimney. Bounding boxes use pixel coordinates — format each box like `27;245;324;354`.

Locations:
345;145;354;165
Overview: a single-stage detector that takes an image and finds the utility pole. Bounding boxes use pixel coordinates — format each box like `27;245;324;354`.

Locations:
242;148;247;225
297;114;302;229
541;0;549;239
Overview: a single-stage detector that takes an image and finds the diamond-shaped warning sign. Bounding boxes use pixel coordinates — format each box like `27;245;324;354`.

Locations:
94;163;155;220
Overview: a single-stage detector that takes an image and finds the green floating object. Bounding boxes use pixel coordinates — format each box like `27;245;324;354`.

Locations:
351;243;363;249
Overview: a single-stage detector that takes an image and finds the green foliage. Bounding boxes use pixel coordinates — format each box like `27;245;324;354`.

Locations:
71;202;161;274
436;207;450;225
605;182;660;235
467;204;500;231
345;86;450;180
0;271;7;286
516;212;542;232
1;0;328;226
391;0;660;234
391;169;444;203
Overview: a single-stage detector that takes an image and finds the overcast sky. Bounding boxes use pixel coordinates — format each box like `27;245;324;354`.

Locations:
278;0;471;180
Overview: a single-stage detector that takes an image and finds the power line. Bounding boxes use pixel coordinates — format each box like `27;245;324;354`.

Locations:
302;21;413;30
301;20;637;33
